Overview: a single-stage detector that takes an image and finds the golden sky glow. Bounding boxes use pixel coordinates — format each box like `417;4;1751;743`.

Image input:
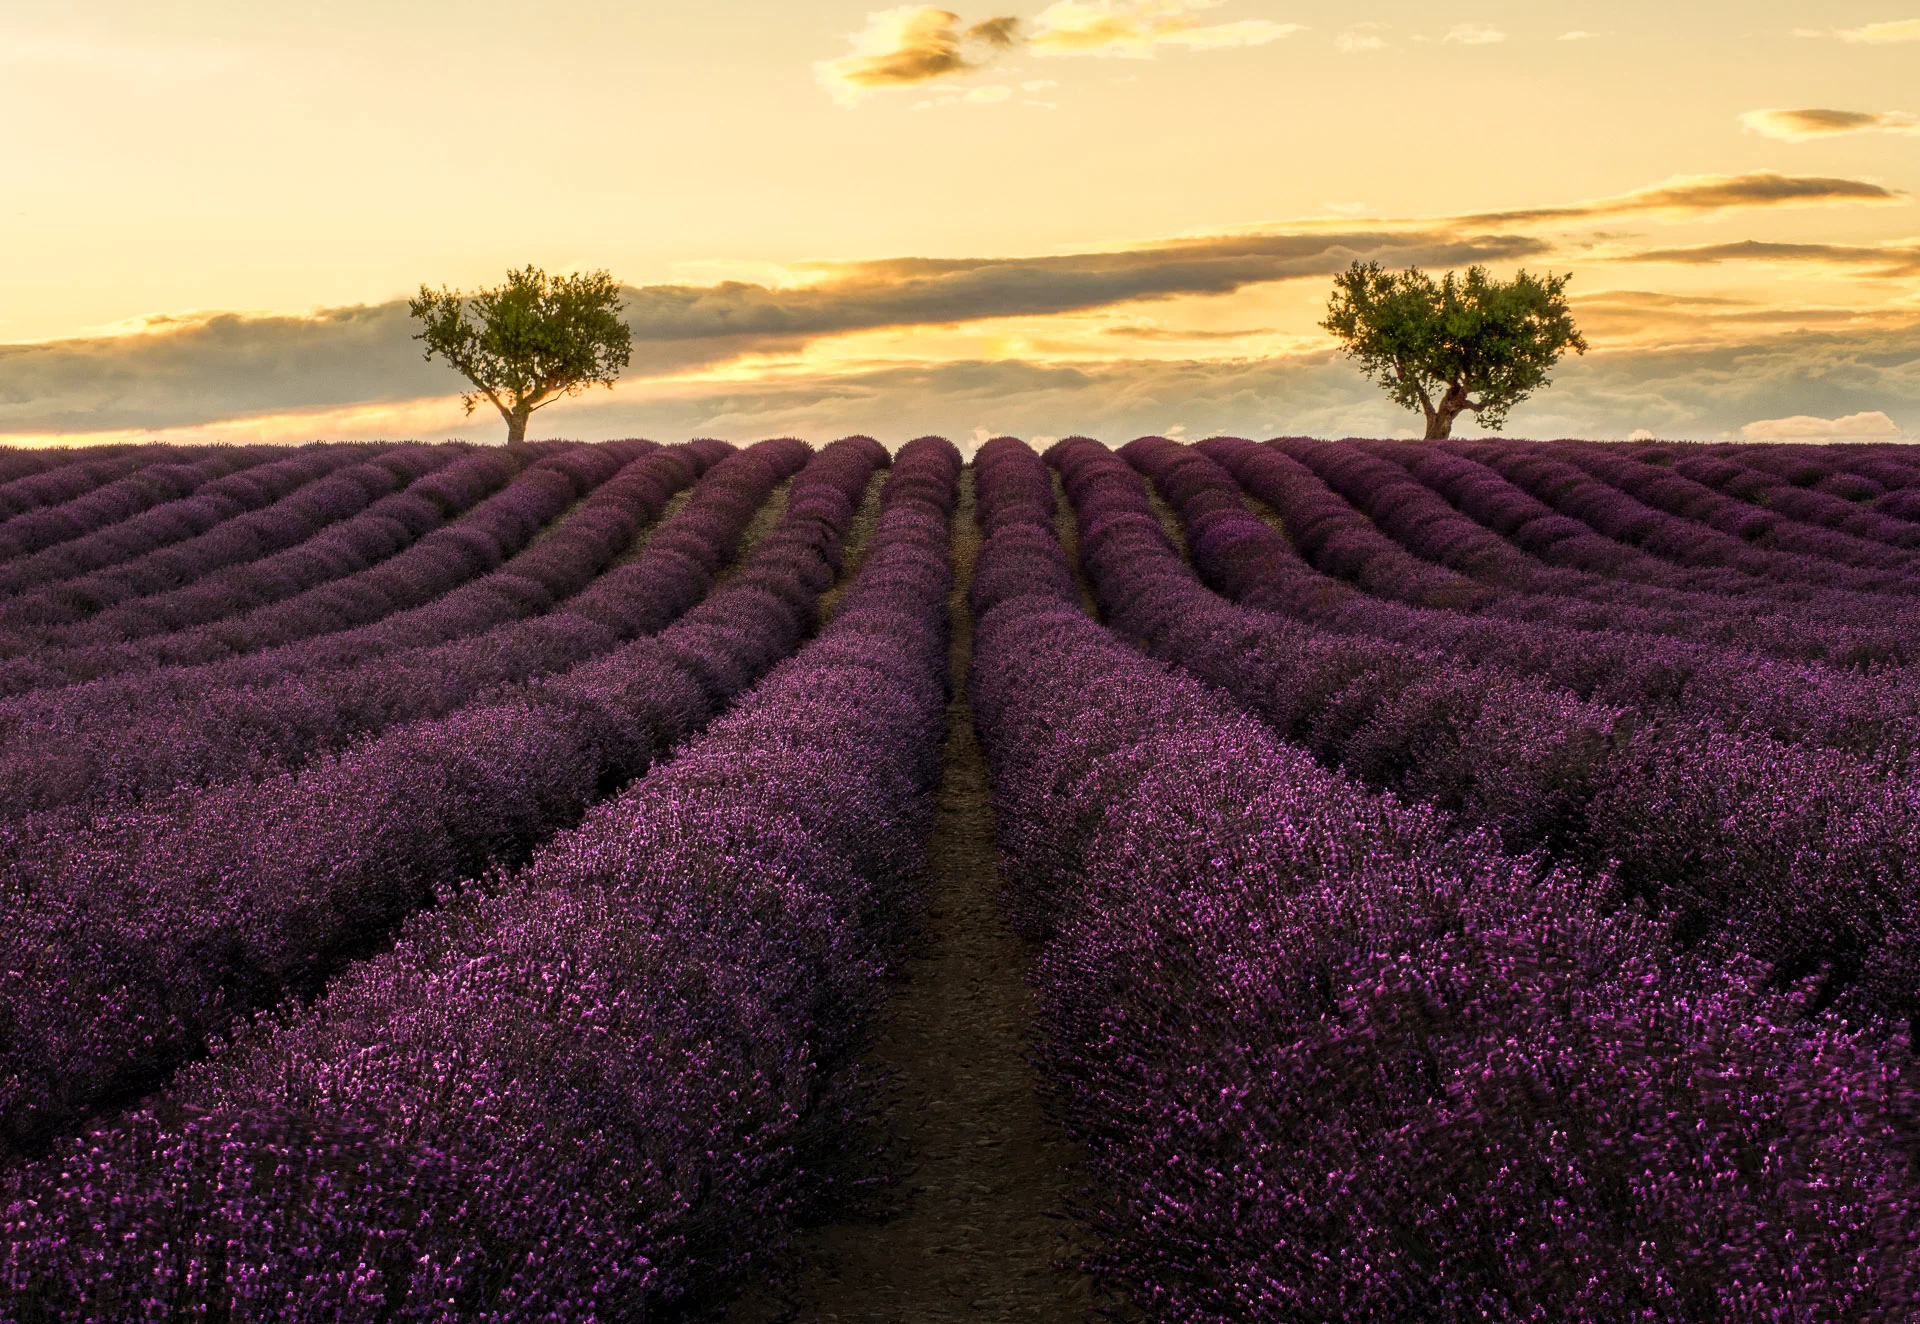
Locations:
6;1;1920;444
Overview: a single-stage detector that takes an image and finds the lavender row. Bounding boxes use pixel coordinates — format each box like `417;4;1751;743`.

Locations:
0;437;884;1163
0;441;756;759
0;446;290;567
0;444;149;492
1207;436;1914;665
1278;436;1821;609
970;436;1918;1320
0;441;764;828
1338;435;1920;659
0;447;202;526
1456;439;1920;605
1663;447;1920;549
1131;437;1920;763
0;444;606;693
0;445;461;641
53;442;605;648
1067;438;1920;1031
0;444;504;658
0;443;392;598
1556;439;1920;578
0;437;958;1320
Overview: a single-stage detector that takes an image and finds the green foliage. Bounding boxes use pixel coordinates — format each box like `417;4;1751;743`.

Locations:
1321;262;1587;439
409;266;633;442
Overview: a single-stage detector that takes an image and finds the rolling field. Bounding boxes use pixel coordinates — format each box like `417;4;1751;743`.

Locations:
0;433;1917;1319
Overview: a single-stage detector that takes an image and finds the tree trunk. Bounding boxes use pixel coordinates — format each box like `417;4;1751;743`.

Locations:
1425;382;1470;439
502;407;530;445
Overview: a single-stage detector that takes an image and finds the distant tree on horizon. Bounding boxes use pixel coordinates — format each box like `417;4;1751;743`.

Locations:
1322;261;1587;440
409;266;633;445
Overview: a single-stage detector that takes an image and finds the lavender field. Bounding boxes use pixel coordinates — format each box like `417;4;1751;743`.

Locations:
0;433;1918;1320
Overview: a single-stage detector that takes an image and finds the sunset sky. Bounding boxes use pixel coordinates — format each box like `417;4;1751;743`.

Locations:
6;1;1920;446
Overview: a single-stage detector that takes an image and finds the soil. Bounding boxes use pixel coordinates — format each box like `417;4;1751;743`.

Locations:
725;467;1121;1324
818;471;889;624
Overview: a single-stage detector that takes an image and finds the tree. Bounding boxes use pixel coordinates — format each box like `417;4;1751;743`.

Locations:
409;266;633;445
1321;261;1587;440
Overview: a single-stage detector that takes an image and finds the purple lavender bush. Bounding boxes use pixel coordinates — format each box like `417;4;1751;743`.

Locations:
969;435;1920;1321
0;438;884;1161
0;436;960;1322
0;440;746;826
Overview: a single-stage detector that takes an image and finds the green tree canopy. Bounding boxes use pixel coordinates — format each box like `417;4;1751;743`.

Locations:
409;265;633;444
1321;261;1587;440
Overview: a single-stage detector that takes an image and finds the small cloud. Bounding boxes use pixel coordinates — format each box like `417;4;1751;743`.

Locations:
1741;410;1901;439
1627;428;1656;441
1165;423;1188;439
1559;30;1599;40
1021;77;1059;89
1609;238;1920;277
1740;107;1920;141
965;83;1013;100
816;6;1021;107
1028;0;1306;59
1443;23;1505;44
1839;19;1920;42
1457;170;1909;227
1335;23;1387;52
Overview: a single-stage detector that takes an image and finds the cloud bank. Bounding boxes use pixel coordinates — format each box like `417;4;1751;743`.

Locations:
1740;410;1901;440
0;227;1545;435
7;169;1919;444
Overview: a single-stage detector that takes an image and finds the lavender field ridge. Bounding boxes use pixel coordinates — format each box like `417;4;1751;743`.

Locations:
2;433;1919;1320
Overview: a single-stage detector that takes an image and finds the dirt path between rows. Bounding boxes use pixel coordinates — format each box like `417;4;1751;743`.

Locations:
727;466;1115;1323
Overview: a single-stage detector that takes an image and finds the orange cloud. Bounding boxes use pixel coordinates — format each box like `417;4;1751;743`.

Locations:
1740;107;1920;141
1838;19;1920;43
1028;0;1304;58
1740;410;1901;439
1609;239;1920;276
1454;171;1908;226
816;6;1019;106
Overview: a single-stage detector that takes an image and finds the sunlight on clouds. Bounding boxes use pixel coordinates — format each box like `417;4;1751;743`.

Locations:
1443;24;1506;45
1568;288;1914;350
1028;0;1304;59
816;6;1020;106
1740;108;1920;141
965;84;1013;100
1838;19;1920;43
663;260;828;291
1740;410;1901;439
